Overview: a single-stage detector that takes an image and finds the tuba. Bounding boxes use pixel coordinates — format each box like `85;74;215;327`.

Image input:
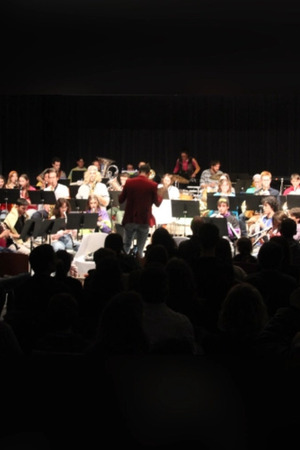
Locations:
149;169;156;179
96;156;115;178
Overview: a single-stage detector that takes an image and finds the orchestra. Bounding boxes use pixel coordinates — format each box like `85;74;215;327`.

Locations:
2;155;300;258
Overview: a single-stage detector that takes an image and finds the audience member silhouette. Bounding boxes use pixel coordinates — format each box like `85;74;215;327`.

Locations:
246;240;298;317
136;263;198;354
145;227;178;261
165;256;205;345
82;249;124;339
54;249;84;307
190;222;238;333
4;244;72;353
177;215;204;264
34;293;89;355
86;290;149;356
280;217;300;267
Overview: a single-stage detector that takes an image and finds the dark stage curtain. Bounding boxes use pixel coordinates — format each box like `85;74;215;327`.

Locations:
1;94;300;184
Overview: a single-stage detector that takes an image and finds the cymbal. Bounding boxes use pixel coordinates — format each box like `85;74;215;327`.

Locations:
210;173;222;181
172;174;189;184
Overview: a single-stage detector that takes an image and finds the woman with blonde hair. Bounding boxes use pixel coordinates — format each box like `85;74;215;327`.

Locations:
76;165;110;207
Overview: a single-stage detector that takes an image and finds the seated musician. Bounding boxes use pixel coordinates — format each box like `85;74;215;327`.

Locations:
248;195;279;242
173;150;200;187
200;159;223;192
283;173;300;195
246;173;262;193
289;207;300;241
50;198;79;252
253;170;279;196
157;174;180;200
213;177;235;197
0;198;31;254
19;173;37;217
76;165;109;207
86;194;111;234
211;197;241;241
44;168;70;200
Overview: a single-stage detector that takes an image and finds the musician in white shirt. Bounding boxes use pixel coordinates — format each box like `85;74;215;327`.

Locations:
157;174;180;200
76;165;109;207
44;168;70;200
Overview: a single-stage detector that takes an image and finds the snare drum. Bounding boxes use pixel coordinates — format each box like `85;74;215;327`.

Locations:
179;190;193;200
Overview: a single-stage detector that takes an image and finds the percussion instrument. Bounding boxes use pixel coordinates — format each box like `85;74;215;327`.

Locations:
179;190;193;200
172;174;189;185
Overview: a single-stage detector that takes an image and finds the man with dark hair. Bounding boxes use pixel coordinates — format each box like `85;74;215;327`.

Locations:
0;198;31;254
200;159;223;191
44;168;70;200
119;163;162;257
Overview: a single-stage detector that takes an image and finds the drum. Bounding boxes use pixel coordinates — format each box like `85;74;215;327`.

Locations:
179;190;193;200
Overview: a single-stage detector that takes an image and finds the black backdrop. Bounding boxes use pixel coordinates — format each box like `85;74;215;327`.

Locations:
1;94;300;184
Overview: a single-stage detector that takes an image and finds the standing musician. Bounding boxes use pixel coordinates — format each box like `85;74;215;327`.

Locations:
173;150;201;186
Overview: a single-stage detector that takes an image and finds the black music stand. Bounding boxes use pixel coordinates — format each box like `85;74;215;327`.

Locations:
32;218;66;244
69;184;80;199
278;195;287;209
0;189;19;211
20;219;36;253
28;190;56;207
286;195;300;209
203;216;229;237
59;178;70;187
69;198;88;212
206;194;240;215
71;170;86;183
66;213;98;239
237;194;267;213
171;199;199;236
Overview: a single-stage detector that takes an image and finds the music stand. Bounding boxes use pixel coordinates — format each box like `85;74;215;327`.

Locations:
0;189;19;210
286;195;300;209
59;178;70;187
203;216;229;237
66;213;98;239
29;190;56;207
278;195;287;209
171;199;199;236
71;170;86;183
206;194;240;215
237;194;266;213
69;198;88;212
69;184;80;199
32;219;54;242
20;219;36;252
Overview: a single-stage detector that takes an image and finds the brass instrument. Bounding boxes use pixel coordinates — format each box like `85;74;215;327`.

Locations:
96;156;115;177
107;177;122;191
149;169;156;180
96;156;119;181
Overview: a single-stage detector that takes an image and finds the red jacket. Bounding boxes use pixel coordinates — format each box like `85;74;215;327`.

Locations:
119;175;162;226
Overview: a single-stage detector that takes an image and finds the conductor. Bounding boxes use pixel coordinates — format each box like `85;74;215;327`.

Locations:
119;163;163;258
